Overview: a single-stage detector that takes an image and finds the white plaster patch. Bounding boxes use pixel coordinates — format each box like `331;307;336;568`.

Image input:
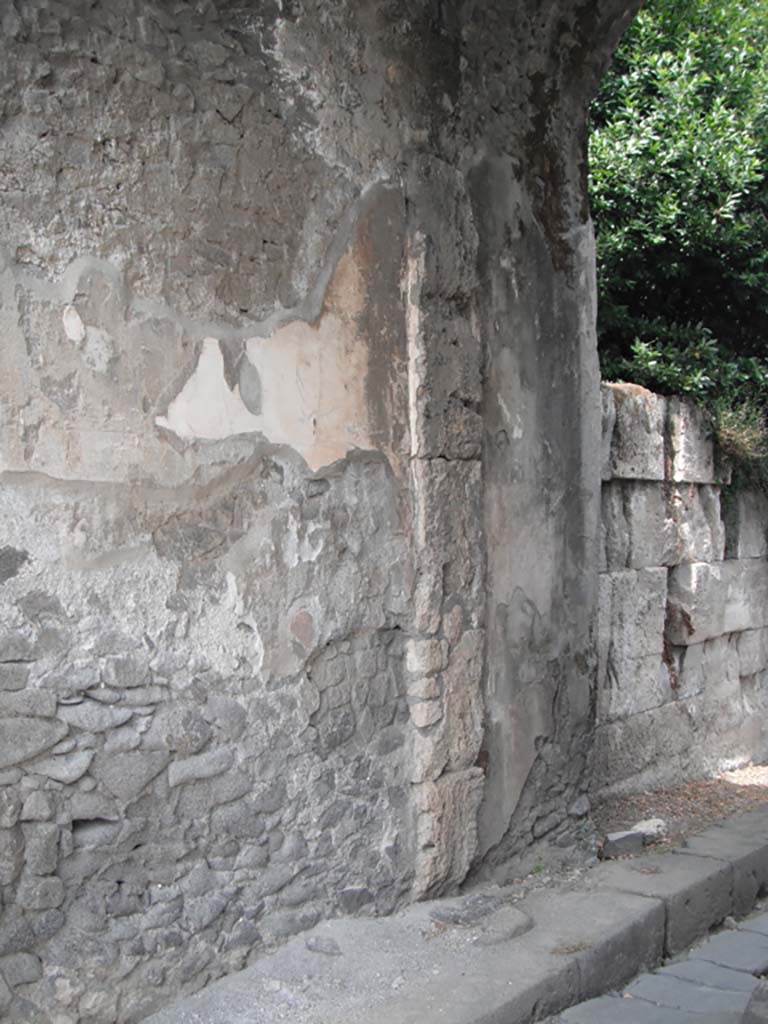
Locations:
156;316;371;471
62;305;85;343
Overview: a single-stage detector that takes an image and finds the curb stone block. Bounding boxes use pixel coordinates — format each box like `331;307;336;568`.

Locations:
590;852;733;955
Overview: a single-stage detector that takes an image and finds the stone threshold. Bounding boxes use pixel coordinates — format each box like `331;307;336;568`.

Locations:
144;806;768;1024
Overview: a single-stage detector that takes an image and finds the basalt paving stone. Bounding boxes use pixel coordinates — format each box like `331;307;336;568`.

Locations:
739;912;768;937
558;994;742;1024
658;959;760;993
624;971;752;1015
688;929;768;974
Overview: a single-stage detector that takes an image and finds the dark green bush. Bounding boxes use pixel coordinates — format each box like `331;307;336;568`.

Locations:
590;0;768;423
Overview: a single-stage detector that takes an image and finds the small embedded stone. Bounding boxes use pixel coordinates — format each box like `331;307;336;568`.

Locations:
17;875;65;911
57;700;134;732
29;749;94;784
20;791;53;821
631;817;667;842
0;827;24;885
305;934;342;956
0;717;68;770
168;747;233;788
405;638;448;676
0;951;42;986
409;700;443;728
0;789;21;828
602;830;645;858
568;794;590;819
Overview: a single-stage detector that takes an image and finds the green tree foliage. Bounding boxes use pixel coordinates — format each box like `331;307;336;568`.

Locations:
590;0;768;418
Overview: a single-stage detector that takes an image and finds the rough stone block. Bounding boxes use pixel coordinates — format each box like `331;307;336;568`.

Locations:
0;951;42;986
22;823;59;875
667;397;717;483
597;650;672;723
17;874;65;911
91;750;170;803
673;635;740;703
738;629;768;678
413;768;483;898
168;747;233;788
724;490;768;560
665;483;725;565
598;568;667;661
592;700;695;795
0;691;57;717
0;827;24;885
0;717;68;770
604;383;665;481
601;481;666;570
667;560;768;646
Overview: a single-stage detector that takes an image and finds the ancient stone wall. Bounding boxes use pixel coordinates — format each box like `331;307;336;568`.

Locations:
595;383;768;796
0;1;640;1021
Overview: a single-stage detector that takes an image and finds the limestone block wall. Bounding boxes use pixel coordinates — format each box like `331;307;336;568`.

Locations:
594;383;768;796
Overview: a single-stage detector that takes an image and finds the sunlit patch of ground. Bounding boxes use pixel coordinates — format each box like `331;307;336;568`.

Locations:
592;763;768;850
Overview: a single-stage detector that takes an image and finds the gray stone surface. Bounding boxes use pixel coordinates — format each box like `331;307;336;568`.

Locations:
688;930;768;975
625;971;751;1014
589;851;732;954
676;822;768;916
724;491;768;560
744;981;768;1024
667;397;718;484
658;960;759;993
560;994;739;1023
603;831;646;858
604;384;666;481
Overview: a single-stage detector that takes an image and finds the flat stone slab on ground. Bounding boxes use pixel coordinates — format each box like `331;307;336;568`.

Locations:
658;959;760;993
740;911;768;937
625;971;752;1015
688;929;768;975
558;994;742;1024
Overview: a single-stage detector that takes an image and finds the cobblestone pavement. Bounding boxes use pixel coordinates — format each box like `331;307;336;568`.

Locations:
552;910;768;1024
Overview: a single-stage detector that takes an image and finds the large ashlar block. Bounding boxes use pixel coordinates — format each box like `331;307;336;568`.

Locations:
667;560;768;646
601;481;666;570
672;635;741;702
667;397;717;483
737;628;768;678
664;483;725;565
724;490;768;560
593;700;695;792
597;650;673;723
603;383;665;482
598;568;668;662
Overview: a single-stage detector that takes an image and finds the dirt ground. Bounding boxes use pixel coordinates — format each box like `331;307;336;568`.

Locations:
592;764;768;850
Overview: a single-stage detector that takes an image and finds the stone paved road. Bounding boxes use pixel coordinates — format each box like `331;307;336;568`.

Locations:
552;911;768;1024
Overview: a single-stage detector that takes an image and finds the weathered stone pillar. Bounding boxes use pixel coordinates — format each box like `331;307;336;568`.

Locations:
460;0;642;873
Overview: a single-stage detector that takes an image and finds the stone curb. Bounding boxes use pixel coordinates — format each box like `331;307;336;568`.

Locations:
144;807;768;1024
